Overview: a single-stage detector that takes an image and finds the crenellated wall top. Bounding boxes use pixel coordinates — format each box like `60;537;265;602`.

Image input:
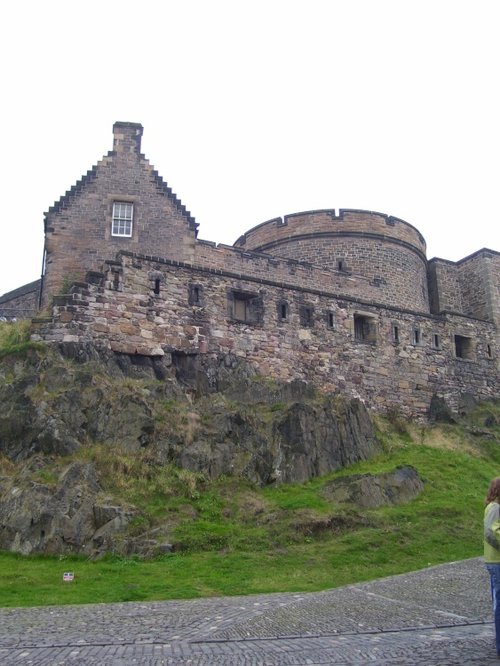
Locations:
234;208;427;258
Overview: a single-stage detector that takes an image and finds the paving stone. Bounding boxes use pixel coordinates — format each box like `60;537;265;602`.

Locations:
0;557;497;664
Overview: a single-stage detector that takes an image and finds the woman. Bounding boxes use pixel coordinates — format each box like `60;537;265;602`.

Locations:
484;477;500;657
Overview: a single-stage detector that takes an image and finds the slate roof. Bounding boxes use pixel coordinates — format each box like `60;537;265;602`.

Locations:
0;279;41;304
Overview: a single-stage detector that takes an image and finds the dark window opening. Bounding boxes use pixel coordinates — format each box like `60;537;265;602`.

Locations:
412;328;421;345
454;334;474;360
234;298;247;320
487;344;493;358
153;278;161;295
392;324;400;343
229;290;263;324
113;271;120;291
299;305;314;327
432;333;441;350
337;259;346;272
354;314;377;343
327;311;335;328
278;300;289;321
188;284;203;305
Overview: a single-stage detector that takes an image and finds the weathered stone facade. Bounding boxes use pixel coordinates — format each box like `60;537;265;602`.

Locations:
234;210;430;312
3;122;499;417
31;248;498;417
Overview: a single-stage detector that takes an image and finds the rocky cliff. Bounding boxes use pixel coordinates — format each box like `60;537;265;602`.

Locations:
0;343;381;557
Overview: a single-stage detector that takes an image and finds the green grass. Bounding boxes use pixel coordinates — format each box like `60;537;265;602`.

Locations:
0;320;43;359
1;401;499;607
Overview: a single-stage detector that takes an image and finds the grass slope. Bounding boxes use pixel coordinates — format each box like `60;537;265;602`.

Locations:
1;400;499;608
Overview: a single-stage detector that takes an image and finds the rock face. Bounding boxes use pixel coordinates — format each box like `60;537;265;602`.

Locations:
0;347;160;461
0;346;381;483
322;466;424;508
273;398;378;484
0;343;382;556
0;460;136;556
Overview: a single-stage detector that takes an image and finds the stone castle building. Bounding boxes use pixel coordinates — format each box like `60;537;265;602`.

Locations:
1;121;498;417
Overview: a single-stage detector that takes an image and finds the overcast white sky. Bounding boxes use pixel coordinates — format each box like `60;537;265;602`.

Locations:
1;0;499;297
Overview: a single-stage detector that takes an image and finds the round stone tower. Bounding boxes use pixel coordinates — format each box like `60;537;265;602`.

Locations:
234;209;430;312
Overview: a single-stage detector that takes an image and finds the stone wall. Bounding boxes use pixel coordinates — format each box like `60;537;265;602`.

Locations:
31;252;499;418
428;250;500;327
427;259;462;314
194;240;406;307
235;210;427;255
0;280;40;320
233;210;429;312
457;251;500;326
194;236;434;313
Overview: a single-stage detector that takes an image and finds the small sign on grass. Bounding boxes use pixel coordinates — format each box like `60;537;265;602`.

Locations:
63;572;75;582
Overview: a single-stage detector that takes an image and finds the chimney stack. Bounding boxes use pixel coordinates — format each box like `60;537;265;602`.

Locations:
112;121;143;155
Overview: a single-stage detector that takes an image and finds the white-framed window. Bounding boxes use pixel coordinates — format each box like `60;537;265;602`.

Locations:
112;202;133;237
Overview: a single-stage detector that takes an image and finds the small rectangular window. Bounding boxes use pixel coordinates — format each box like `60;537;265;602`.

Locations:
432;333;441;350
412;328;421;345
229;290;263;324
392;324;400;343
327;311;335;329
299;305;314;327
454;334;474;360
354;313;377;343
112;202;133;237
278;300;289;321
188;284;203;305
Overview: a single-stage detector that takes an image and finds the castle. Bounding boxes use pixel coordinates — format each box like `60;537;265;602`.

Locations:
1;122;498;417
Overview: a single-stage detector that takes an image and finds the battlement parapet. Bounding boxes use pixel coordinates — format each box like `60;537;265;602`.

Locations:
231;209;430;312
235;208;427;257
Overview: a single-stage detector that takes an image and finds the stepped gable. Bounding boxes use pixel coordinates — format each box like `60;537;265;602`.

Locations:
45;164;100;217
149;165;198;234
45;121;197;233
39;122;201;308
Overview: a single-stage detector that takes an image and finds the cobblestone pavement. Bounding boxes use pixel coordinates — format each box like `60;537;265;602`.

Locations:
0;558;498;665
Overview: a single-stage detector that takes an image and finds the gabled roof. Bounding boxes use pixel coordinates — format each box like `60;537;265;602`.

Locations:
150;166;198;233
44;123;198;234
0;279;41;304
45;164;100;217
